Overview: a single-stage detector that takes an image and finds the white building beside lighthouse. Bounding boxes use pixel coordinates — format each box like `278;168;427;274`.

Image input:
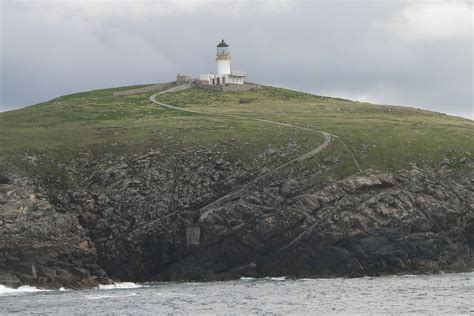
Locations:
199;39;247;85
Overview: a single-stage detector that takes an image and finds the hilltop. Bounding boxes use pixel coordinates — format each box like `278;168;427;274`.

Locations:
1;83;472;174
0;83;473;288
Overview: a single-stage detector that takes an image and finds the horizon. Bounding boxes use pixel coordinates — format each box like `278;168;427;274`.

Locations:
1;0;473;119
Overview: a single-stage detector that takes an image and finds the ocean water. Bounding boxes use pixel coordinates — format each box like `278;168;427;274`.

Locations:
0;272;473;315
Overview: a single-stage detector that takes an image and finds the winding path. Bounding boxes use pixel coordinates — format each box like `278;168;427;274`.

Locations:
149;84;362;173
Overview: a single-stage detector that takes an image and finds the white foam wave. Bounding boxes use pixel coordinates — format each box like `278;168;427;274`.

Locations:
267;276;287;281
240;276;287;282
98;282;143;290
239;277;256;281
0;285;51;296
86;292;138;300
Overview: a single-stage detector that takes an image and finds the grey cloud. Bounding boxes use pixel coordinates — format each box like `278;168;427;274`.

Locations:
1;0;472;119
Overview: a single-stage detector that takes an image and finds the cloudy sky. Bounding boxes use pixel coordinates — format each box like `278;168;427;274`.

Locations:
1;0;472;119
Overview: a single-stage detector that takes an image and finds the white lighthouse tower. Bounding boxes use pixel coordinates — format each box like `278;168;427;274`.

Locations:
199;39;247;85
216;39;231;75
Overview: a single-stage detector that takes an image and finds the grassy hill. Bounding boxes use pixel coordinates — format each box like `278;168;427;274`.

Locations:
1;83;472;178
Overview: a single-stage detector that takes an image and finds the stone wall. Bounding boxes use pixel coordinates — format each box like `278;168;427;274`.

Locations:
195;82;262;92
176;75;192;84
112;82;175;97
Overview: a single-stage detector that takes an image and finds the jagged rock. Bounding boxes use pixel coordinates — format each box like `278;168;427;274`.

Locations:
215;159;225;166
324;156;340;165
280;179;298;197
0;162;111;289
440;158;450;165
263;148;279;156
0;272;21;287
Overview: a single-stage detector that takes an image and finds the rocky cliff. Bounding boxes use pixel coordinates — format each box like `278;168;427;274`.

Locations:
1;147;472;289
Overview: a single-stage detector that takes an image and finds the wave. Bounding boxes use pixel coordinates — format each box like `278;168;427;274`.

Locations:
97;282;143;290
0;285;51;296
0;282;142;295
240;276;287;281
239;277;256;281
86;292;138;300
268;276;287;281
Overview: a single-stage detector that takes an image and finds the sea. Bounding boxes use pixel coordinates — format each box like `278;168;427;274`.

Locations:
0;272;472;315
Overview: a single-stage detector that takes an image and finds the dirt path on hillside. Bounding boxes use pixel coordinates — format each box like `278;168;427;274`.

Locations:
150;85;362;173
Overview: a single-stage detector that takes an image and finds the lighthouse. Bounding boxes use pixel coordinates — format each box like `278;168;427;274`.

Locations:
199;39;247;85
216;39;231;75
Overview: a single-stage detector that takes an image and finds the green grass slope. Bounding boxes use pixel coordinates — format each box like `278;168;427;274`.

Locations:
1;83;472;178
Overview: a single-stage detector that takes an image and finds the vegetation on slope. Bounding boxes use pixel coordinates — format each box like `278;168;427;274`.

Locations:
0;84;472;179
158;86;473;174
0;84;325;175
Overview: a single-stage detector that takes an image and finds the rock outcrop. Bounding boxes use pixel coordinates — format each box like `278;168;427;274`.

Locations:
0;161;110;288
0;149;473;288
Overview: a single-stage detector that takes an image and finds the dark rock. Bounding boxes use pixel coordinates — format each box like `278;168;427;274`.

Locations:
0;176;10;184
215;159;225;166
0;272;21;287
324;156;340;165
0;162;111;289
440;158;450;165
1;150;473;289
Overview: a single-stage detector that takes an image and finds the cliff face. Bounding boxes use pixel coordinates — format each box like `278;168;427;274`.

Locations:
1;149;472;289
0;160;110;288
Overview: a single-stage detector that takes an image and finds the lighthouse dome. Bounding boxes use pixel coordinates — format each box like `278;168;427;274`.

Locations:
217;39;229;47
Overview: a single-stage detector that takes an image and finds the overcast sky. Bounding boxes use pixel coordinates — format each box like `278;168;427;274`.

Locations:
1;0;472;119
